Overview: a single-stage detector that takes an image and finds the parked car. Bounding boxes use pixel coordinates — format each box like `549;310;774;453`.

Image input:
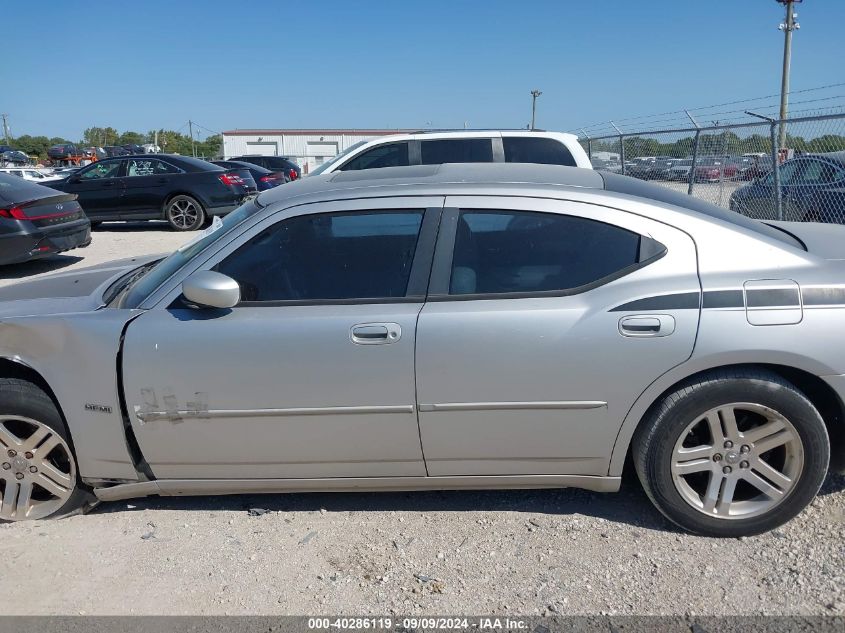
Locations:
642;159;678;180
694;158;739;182
142;144;161;154
231;155;301;181
122;143;146;155
743;155;774;181
625;158;656;179
0;167;63;183
46;154;256;230
47;144;82;161
590;158;622;173
0;172;91;265
668;159;695;181
103;146;130;157
1;150;31;166
213;160;288;191
730;152;845;222
0;163;840;537
306;130;591;177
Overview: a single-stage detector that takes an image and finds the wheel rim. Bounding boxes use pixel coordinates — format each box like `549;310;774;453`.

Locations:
0;416;76;521
168;198;199;229
670;403;804;520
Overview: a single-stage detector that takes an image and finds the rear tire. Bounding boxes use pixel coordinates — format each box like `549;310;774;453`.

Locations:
165;195;205;231
633;369;829;537
0;379;93;521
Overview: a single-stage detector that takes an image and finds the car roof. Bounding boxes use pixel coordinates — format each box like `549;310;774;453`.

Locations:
255;163;801;250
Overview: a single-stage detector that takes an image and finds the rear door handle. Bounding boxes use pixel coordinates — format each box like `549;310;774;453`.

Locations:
351;323;402;345
618;315;675;337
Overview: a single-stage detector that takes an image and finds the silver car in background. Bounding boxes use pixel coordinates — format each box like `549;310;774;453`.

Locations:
0;163;842;537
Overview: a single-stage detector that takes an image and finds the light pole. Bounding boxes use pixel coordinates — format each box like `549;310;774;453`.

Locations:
776;0;801;149
530;90;542;130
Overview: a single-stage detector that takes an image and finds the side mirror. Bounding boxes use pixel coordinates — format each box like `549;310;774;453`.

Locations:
182;271;240;309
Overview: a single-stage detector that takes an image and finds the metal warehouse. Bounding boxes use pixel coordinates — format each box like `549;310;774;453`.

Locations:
221;129;410;174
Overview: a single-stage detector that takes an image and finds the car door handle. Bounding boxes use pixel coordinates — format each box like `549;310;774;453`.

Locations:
618;315;675;338
102;181;116;187
350;323;402;345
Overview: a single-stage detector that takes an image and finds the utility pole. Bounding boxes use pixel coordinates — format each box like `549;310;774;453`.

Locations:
188;120;197;157
1;114;10;145
530;90;542;130
776;0;801;149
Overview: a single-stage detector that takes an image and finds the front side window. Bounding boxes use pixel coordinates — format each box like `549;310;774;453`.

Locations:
126;158;179;177
449;210;643;296
216;210;424;302
761;160;803;186
420;139;493;165
340;143;410;171
78;160;122;180
799;159;840;184
503;137;577;166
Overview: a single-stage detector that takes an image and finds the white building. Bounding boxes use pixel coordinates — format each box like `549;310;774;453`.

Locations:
222;129;411;174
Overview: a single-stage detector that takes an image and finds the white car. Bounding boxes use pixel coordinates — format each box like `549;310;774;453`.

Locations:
309;130;591;176
0;168;63;183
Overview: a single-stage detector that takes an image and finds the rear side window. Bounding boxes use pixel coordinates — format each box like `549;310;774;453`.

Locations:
503;137;576;166
420;139;493;165
341;143;410;171
215;210;424;302
449;210;642;296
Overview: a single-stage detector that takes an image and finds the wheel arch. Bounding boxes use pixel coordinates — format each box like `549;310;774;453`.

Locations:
611;361;845;477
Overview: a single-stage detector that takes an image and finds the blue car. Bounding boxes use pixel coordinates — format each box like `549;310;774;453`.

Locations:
730;152;845;223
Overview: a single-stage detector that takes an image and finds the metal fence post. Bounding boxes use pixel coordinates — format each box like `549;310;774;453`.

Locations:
687;130;700;196
770;121;783;221
610;122;625;175
580;129;592;160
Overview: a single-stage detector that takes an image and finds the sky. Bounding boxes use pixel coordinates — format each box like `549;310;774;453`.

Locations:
2;0;843;141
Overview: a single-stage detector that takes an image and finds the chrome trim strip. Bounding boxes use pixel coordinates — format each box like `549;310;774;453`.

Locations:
135;404;415;423
417;401;607;413
93;474;622;501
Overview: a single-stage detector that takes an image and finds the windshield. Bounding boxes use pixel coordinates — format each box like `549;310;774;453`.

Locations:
113;199;264;308
309;141;367;176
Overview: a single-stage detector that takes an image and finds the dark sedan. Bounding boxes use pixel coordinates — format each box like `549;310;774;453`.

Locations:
730;152;845;222
230;155;301;180
0;173;91;265
47;154;255;231
212;160;288;191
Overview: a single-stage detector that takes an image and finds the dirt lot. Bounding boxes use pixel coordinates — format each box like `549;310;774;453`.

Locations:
0;222;843;617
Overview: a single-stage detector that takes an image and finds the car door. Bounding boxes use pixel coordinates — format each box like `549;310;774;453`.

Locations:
121;196;443;480
415;196;700;477
62;159;126;219
783;157;845;222
121;157;182;218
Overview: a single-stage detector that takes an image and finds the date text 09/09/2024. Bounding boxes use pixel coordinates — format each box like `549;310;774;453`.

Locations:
307;618;530;630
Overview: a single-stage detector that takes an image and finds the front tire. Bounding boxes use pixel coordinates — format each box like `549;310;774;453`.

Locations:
0;379;91;521
165;195;205;231
633;369;829;537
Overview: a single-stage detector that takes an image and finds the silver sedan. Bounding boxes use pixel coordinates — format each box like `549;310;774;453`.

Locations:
0;163;841;536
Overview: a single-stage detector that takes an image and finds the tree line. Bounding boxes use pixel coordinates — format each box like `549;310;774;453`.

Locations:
8;127;222;160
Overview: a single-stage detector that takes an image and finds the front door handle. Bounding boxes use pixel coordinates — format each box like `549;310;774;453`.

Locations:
619;314;676;338
351;323;402;345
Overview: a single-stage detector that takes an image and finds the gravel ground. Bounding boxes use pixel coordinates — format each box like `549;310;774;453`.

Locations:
0;222;843;617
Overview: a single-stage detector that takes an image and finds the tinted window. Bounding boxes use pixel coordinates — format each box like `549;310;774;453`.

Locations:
126;158;180;177
799;159;840;184
503;137;576;167
78;161;122;180
420;139;493;165
602;172;804;249
449;210;641;295
216;211;424;302
340;143;410;171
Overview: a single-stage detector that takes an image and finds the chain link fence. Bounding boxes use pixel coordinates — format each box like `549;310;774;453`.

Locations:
581;112;845;224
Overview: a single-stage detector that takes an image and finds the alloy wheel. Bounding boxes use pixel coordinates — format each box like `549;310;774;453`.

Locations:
168;198;200;230
0;416;76;521
670;403;803;520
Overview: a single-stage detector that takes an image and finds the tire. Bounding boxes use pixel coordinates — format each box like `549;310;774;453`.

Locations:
633;368;829;537
0;378;94;521
164;195;205;231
